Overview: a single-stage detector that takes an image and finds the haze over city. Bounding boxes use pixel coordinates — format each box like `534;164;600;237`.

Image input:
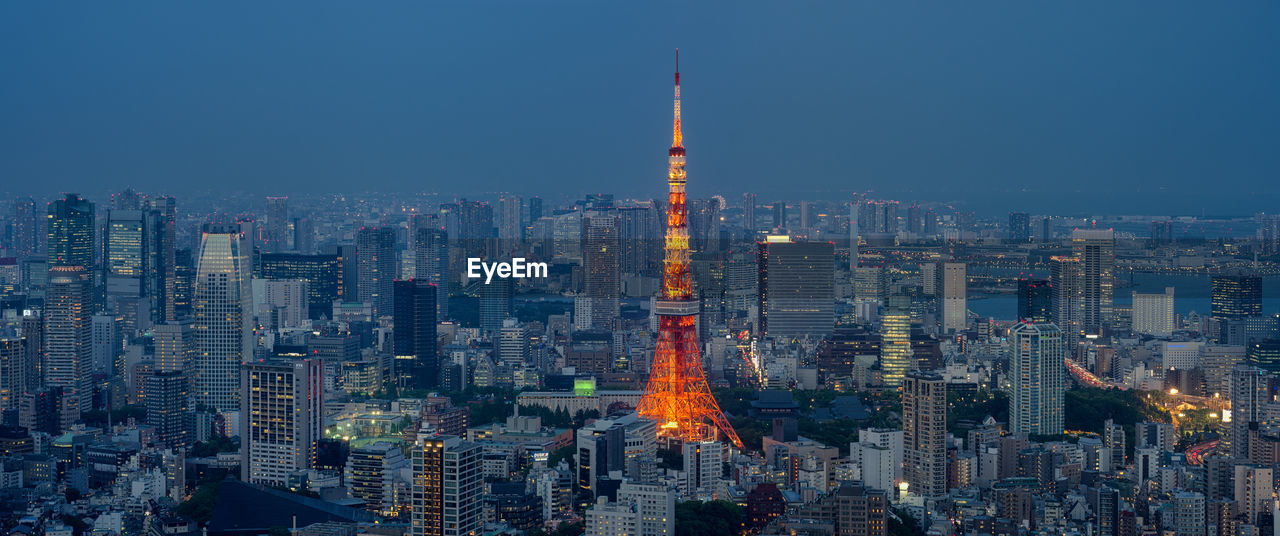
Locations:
3;1;1279;215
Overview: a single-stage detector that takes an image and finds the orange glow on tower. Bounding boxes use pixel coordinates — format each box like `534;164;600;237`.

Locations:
637;52;743;449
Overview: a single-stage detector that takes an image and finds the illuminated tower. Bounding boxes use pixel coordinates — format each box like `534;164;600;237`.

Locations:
638;52;742;448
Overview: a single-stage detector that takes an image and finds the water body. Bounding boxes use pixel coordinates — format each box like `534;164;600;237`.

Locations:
968;272;1280;321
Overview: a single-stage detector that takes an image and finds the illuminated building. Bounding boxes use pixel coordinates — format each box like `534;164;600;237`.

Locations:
345;441;408;516
44;265;92;412
239;358;323;487
1017;279;1052;323
0;337;23;412
47;193;95;270
1211;271;1263;319
879;306;912;388
636;53;742;448
1008;322;1064;435
903;371;946;501
104;207;146;304
583;213;621;329
411;435;482;536
193;224;253;412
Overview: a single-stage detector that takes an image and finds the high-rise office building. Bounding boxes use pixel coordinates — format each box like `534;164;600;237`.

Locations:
941;262;966;333
743;193;756;232
1008;322;1065;435
104;208;148;328
1211;271;1263;319
527;196;543;223
146;196;178;322
903;371;946;500
0;337;23;412
1050;256;1083;342
479;278;511;335
880;305;912;388
497;318;529;368
357;227;397;319
1017;279;1052;323
239;358;323;486
193;224;253;412
345;441;408;516
393;280;438;389
498;194;523;242
1071;228;1115;335
757;238;834;340
146;371;191;449
44;265;92;412
47;193;96;270
258;253;343;320
771;201;786;230
413;224;448;319
410;435;482;536
583;213;620;330
11;198;39;259
1009;212;1030;242
618;205;660;277
1132;287;1175;337
1229;365;1273;459
845;203;861;273
265;196;289;253
798;201;814;231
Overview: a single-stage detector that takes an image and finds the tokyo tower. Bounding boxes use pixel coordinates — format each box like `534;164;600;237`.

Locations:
637;52;743;449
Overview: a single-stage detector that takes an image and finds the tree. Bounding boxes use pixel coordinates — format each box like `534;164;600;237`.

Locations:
175;480;223;525
675;501;743;536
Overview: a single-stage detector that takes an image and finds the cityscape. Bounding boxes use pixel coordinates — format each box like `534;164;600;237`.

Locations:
2;3;1280;536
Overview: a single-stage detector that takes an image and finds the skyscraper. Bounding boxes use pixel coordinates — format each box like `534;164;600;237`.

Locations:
1017;279;1052;323
393;280;438;389
848;199;859;270
583;213;620;330
1071;228;1115;335
880;305;912;388
498;194;523;242
413;225;449;320
44;265;92;412
478;277;511;335
1211;271;1263;319
146;196;178;323
772;201;786;230
265;196;289;253
357;227;397;319
757;238;835;340
47;193;96;270
903;371;946;501
743;193;756;232
0;337;24;412
257;253;343;320
1050;256;1083;342
193;224;253;412
1229;365;1272;459
240;358;323;486
411;435;482;536
1008;322;1065;435
11;198;38;259
104;207;147;306
147;371;191;449
1009;212;1030;242
941;262;966;333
